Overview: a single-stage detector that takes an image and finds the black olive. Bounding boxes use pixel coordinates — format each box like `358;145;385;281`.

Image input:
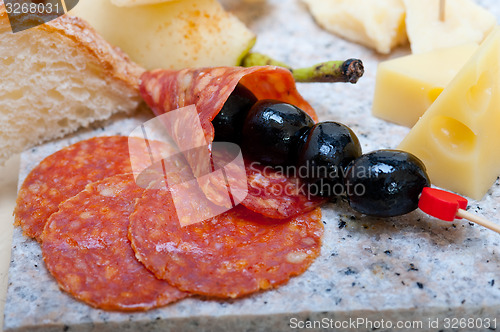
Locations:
297;121;362;197
344;150;430;217
212;83;257;143
241;99;314;166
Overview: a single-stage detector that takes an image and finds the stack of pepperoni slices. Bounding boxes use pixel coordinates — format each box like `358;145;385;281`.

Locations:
14;66;325;311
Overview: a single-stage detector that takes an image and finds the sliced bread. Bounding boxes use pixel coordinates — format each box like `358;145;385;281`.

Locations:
0;4;145;164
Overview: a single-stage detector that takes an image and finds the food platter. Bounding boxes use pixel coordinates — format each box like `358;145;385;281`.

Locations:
4;0;500;331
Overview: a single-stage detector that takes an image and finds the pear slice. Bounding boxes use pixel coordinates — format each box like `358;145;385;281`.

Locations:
404;0;496;54
70;0;256;70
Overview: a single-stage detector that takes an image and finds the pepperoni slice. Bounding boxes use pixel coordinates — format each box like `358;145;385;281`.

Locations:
129;182;324;299
242;161;328;219
42;174;188;311
140;66;319;209
15;136;169;241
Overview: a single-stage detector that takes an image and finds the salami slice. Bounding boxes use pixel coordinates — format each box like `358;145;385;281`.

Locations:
15;136;169;241
42;174;188;311
129;182;324;299
242;161;328;219
140;66;319;209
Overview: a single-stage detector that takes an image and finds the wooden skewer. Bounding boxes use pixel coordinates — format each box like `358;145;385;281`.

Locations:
456;209;500;234
439;0;446;21
61;0;68;13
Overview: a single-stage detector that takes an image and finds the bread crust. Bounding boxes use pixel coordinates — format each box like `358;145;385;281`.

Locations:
0;2;145;90
0;1;146;164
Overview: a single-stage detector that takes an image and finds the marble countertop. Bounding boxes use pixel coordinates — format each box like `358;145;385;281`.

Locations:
0;156;18;332
3;0;500;331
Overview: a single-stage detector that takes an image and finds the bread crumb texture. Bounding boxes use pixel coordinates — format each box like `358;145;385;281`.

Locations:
0;4;145;164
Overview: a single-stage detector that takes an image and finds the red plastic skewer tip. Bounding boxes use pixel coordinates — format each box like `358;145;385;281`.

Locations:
418;187;468;222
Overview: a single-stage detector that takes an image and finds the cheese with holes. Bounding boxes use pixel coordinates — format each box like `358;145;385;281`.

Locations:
404;0;496;54
398;27;500;200
302;0;407;54
372;43;478;127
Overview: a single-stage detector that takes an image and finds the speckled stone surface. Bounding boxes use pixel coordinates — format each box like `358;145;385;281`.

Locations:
4;0;500;331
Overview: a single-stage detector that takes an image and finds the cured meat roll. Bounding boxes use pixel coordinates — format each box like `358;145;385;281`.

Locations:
140;66;324;219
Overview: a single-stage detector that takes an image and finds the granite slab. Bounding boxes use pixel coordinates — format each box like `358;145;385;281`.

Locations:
4;0;500;331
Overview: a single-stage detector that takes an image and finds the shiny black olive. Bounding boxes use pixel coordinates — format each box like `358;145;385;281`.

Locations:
344;150;430;217
297;121;362;197
241;99;314;166
212;83;257;143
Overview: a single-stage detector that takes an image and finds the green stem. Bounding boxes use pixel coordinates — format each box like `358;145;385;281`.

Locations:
240;52;364;84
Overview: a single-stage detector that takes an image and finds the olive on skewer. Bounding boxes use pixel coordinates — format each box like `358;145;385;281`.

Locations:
297;122;362;197
213;86;500;233
212;83;257;144
343;150;430;217
213;88;428;217
241;99;314;167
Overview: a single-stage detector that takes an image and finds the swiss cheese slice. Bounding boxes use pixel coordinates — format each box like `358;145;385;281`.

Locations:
398;27;500;200
372;43;478;127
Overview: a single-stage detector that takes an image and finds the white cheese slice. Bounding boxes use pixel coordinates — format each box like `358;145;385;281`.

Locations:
302;0;407;54
404;0;496;54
